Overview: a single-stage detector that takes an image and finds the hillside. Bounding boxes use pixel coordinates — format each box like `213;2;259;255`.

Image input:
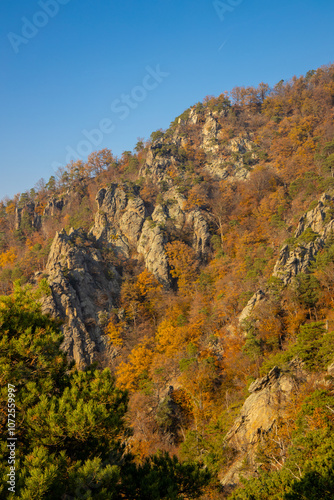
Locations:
1;63;334;498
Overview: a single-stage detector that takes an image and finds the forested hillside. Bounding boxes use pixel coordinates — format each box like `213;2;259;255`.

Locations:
1;63;334;499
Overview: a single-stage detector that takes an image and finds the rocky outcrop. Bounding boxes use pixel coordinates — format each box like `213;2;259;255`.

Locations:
42;228;120;368
91;184;170;284
221;361;306;488
14;195;69;233
272;240;324;284
43;197;66;218
15;202;41;231
240;192;334;323
239;290;266;325
137;219;170;286
41;179;214;365
91;183;212;285
91;184;147;258
186;210;211;259
273;193;334;284
294;193;333;237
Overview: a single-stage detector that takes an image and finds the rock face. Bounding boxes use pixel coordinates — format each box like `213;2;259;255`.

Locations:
15;202;41;231
43;197;66;218
42;228;120;369
91;183;212;286
91;184;170;285
294;193;333;237
239;192;334;323
140;107;258;185
91;184;147;258
239;290;265;325
43;181;213;365
273;193;334;284
272;240;324;285
221;361;306;488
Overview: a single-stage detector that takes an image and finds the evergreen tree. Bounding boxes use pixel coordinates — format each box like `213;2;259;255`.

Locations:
0;284;209;499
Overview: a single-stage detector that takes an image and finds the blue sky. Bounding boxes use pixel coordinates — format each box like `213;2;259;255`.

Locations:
1;0;333;200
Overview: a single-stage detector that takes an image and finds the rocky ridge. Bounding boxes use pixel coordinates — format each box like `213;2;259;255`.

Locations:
41;181;213;366
42;228;120;368
221;361;307;488
273;192;334;284
239;192;334;324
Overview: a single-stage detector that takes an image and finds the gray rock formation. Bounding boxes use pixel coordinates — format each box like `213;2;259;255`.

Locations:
42;228;120;368
91;184;147;258
239;290;266;325
15;202;41;231
43;197;66;218
294;193;333;237
222;361;306;488
273;193;334;284
137;220;170;286
91;183;212;284
240;192;334;324
186;210;211;259
272;240;324;285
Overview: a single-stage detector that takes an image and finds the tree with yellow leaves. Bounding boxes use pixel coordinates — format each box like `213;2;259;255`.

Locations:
166;241;199;296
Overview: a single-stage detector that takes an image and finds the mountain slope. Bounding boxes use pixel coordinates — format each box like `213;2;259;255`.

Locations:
1;63;334;498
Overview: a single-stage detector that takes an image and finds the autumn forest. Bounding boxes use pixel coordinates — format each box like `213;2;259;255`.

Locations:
1;63;334;499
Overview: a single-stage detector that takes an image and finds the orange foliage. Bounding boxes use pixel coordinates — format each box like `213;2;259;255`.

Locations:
166;241;198;295
116;337;154;391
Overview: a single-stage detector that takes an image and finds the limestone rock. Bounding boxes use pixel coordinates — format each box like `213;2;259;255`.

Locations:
42;228;120;368
273;240;324;285
137;220;170;286
15;202;40;231
294;193;333;237
43;197;66;218
186;210;211;259
90;184;147;257
239;290;265;325
222;361;306;488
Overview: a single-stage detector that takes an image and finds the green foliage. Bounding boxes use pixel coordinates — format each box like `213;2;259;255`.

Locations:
66;197;93;232
295;322;334;370
296;227;319;246
314;235;334;269
317;140;334;176
150;130;165;142
294;273;320;309
260;321;334;374
181;418;235;476
0;285;210;498
123;451;211;499
242;321;263;360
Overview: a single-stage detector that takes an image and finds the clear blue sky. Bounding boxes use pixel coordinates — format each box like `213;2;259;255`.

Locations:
1;0;333;200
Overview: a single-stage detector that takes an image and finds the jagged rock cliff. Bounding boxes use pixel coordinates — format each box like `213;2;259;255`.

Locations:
221;361;307;488
90;182;212;286
42;228;120;368
239;192;334;323
273;192;334;284
41;180;214;366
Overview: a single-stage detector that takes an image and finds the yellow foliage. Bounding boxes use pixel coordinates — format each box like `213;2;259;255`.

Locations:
0;249;17;268
166;241;198;295
35;203;46;215
156;316;202;358
106;319;124;346
183;191;207;211
5;202;15;215
166;166;178;179
26;238;34;251
116;337;153;391
136;269;163;298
